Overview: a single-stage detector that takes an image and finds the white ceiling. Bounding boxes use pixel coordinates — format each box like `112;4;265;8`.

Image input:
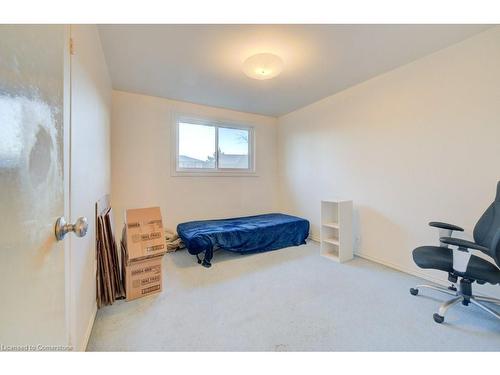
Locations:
98;25;490;117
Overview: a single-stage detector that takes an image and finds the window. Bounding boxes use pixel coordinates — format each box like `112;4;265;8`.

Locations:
178;122;216;169
174;115;254;175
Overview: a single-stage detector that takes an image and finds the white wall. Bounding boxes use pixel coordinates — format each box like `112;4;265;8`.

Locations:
111;90;278;232
70;25;112;350
277;27;500;297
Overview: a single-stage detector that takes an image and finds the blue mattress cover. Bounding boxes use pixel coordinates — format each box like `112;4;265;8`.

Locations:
177;213;309;265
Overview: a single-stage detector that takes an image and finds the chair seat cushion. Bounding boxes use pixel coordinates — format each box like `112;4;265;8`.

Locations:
413;246;500;285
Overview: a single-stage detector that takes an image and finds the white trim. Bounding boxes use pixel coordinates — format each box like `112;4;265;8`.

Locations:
63;24;73;349
309;234;320;242
171;112;256;177
80;305;97;352
355;251;450;287
309;235;500;298
310;235;448;285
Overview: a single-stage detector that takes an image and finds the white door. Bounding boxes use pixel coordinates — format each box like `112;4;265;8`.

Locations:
0;25;72;348
0;24;110;351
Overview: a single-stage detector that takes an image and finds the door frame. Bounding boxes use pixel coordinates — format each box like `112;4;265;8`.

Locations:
63;24;73;349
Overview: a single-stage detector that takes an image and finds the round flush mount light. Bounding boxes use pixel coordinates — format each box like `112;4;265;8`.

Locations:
243;53;284;80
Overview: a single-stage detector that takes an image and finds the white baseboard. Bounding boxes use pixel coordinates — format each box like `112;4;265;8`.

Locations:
354;252;449;287
80;305;97;351
309;235;498;298
309;235;447;285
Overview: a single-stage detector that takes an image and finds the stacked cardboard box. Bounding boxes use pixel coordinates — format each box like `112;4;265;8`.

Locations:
121;207;166;300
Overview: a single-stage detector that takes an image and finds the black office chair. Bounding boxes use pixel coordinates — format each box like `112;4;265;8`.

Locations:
410;181;500;323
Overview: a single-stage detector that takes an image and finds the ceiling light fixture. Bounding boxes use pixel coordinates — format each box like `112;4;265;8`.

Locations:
243;53;284;80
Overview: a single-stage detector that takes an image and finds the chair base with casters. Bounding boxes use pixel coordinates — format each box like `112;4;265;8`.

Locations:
410;276;500;323
410;181;500;325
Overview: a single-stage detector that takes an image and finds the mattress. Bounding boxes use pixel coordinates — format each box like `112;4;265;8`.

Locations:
177;213;310;267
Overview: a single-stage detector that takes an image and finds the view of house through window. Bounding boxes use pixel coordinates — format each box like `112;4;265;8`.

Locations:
177;119;251;171
218;127;249;169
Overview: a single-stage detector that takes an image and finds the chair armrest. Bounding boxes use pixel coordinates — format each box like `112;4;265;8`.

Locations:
439;237;489;252
429;222;464;232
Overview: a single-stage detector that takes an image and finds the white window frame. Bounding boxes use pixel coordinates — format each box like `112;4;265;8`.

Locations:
171;113;256;177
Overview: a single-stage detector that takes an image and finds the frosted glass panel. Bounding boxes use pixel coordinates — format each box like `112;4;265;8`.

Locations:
0;25;67;346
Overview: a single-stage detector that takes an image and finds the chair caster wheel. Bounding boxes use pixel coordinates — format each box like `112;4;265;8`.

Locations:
433;313;444;323
410;288;418;296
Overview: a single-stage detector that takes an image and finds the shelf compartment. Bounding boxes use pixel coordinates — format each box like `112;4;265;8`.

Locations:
322;222;339;229
323;238;339;246
320;239;340;261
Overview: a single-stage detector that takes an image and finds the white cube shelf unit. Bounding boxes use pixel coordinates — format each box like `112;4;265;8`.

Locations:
320;200;353;262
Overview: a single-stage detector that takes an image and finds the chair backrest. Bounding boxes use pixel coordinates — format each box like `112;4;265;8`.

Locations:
473;181;500;267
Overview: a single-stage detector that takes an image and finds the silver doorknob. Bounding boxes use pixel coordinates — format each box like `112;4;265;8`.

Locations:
55;216;88;241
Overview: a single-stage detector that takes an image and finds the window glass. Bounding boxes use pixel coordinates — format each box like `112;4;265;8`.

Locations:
217;127;249;169
178;122;216;169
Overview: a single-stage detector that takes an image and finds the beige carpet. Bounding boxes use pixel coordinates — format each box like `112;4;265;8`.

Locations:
87;241;500;351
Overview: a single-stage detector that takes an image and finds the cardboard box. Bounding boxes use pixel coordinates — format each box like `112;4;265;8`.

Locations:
125;207;166;262
124;254;163;300
122;206;167;301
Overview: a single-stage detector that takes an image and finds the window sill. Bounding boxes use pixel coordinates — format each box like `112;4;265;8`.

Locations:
171;170;258;177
